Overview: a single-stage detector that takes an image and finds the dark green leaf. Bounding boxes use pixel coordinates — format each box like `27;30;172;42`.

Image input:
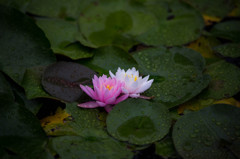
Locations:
136;0;204;46
133;47;210;108
107;99;171;145
42;62;95;102
201;60;240;99
81;46;138;74
50;135;133;159
211;20;240;42
0;5;56;85
173;104;240;159
0;72;14;103
213;43;240;58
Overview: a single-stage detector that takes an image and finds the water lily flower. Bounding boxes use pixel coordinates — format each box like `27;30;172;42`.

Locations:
78;75;128;112
109;67;154;99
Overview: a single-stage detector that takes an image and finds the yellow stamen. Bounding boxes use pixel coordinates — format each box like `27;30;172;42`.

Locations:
106;85;113;90
134;76;138;81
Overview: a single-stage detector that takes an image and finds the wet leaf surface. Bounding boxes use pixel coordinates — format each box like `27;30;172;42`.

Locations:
173;104;240;159
107;99;171;145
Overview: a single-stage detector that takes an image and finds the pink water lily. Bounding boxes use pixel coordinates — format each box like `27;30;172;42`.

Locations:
78;75;128;112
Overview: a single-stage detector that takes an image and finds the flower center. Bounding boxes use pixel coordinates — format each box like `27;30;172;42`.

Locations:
106;84;113;90
125;73;138;81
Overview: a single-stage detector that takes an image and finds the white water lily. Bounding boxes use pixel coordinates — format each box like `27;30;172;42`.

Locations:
109;67;154;98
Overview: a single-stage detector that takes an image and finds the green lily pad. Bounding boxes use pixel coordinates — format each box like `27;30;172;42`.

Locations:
136;0;204;46
42;103;107;136
50;135;133;159
213;43;240;58
80;46;138;74
36;18;93;60
183;0;235;18
133;47;210;108
107;99;171;145
0;0;30;12
0;5;56;85
173;104;240;159
155;136;178;158
77;0;156;50
42;62;95;102
21;66;54;100
211;20;240;42
26;0;93;19
0;72;14;103
0;100;52;159
201;60;240;99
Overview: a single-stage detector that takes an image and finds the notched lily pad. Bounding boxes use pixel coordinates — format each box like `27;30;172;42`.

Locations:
42;62;96;102
107;99;171;145
173;104;240;159
133;47;210;108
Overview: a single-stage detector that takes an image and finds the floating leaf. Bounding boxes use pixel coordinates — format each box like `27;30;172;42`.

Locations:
133;47;210;108
136;0;204;46
77;0;156;50
0;72;14;103
36;18;93;60
155;136;178;158
213;43;240;58
42;103;106;136
26;0;93;19
21;66;55;100
173;104;240;159
50;135;133;159
178;97;240;114
211;20;240;42
0;5;56;85
81;46;138;74
183;0;235;18
202;60;240;99
42;62;95;102
0;0;30;12
107;99;171;145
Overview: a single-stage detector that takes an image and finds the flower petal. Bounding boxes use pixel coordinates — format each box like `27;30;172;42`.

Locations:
136;79;154;93
104;105;113;113
109;70;115;78
80;85;95;99
105;96;116;105
77;101;99;108
96;101;107;107
115;94;129;104
129;93;140;98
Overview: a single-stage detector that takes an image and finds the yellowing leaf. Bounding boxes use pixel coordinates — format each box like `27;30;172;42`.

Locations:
187;36;220;59
178;97;240;114
203;15;221;26
41;107;71;128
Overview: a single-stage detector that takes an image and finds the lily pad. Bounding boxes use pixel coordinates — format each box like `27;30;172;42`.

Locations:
36;18;93;60
155;136;178;158
136;0;204;46
77;0;156;50
133;47;210;108
0;0;30;12
107;99;171;145
211;20;240;42
41;103;106;136
0;5;56;85
173;104;240;159
21;66;54;100
201;60;240;99
50;135;133;159
183;0;235;18
26;0;93;19
42;62;95;102
80;46;138;75
0;72;14;103
213;43;240;58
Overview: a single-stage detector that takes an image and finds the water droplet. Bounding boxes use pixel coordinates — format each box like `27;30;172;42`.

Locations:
216;122;221;126
194;129;199;133
190;133;197;138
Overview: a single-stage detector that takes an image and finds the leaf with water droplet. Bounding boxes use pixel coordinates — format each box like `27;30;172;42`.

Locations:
173;104;240;159
107;98;171;145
